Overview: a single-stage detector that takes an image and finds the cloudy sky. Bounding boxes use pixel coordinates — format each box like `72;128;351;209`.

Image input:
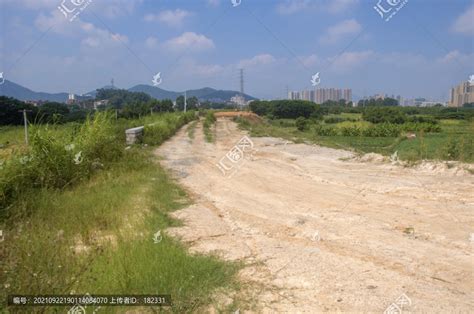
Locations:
0;0;473;100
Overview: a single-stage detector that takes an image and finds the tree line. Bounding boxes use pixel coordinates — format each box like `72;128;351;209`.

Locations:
249;99;474;121
0;88;223;125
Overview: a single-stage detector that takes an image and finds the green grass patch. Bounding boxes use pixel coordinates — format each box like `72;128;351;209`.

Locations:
236;117;474;163
203;112;216;143
2;148;240;313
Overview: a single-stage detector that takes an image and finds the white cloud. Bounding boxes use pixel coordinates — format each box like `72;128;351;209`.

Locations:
437;50;474;65
145;36;159;49
144;9;192;27
299;54;320;67
238;54;277;68
4;0;142;18
163;32;215;51
452;4;474;35
208;0;220;6
328;50;374;71
35;11;129;49
327;0;359;14
277;0;358;15
320;19;362;44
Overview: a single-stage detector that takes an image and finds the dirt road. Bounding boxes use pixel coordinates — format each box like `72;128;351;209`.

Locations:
156;118;474;313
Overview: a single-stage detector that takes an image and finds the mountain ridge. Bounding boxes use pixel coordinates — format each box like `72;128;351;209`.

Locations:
0;80;256;103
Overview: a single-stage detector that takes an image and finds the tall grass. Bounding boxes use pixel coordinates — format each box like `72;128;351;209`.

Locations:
143;112;195;145
1;112;240;313
0;113;121;218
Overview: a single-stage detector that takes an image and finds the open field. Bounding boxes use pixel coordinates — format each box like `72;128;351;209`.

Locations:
156;117;474;312
238;116;474;163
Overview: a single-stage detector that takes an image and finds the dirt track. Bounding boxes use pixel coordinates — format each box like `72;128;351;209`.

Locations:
155;118;474;313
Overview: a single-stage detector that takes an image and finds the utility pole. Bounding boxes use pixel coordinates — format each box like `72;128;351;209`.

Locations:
184;90;187;113
19;109;32;146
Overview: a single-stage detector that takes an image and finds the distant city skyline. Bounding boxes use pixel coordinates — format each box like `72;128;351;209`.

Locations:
0;0;473;100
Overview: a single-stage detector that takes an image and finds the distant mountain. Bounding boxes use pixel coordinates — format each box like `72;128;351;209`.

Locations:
128;85;256;102
0;80;70;102
85;85;117;97
128;85;179;100
0;80;257;103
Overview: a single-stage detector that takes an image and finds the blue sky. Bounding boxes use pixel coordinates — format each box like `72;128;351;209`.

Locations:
0;0;473;100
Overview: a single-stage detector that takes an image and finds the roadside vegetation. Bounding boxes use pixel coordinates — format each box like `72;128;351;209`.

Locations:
203;111;216;143
243;100;474;163
1;111;241;313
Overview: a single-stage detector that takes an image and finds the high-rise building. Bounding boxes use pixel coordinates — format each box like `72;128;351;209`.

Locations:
288;91;301;100
314;88;352;104
289;88;352;103
449;81;474;107
301;90;311;101
343;89;352;103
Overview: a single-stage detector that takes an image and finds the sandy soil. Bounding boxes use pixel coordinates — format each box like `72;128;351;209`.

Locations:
155;118;474;313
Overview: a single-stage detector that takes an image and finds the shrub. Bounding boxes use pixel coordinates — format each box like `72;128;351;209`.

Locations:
363;107;407;124
314;124;337;136
295;117;309;131
324;117;346;124
340;125;362;136
362;123;401;137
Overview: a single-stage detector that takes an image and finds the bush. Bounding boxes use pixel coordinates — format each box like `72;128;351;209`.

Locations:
295;117;309;131
363;107;407;124
362;123;401;137
314;124;337;136
324;117;346;124
340;125;362;136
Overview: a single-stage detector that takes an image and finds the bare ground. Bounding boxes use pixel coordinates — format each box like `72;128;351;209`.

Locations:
155;118;474;313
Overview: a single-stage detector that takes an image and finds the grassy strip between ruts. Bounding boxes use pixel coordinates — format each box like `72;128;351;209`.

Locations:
203;112;216;143
187;120;198;140
1;117;242;313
